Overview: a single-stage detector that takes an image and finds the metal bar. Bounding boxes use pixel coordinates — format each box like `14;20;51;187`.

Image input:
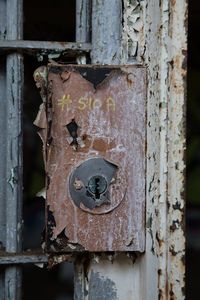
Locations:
0;59;6;244
0;0;6;40
0;56;6;300
6;53;23;253
73;2;91;297
0;0;7;298
76;0;90;43
0;40;91;55
5;53;23;300
0;254;48;265
5;0;23;298
91;0;122;64
74;2;132;299
5;269;21;300
76;0;91;64
74;259;86;300
87;1;125;298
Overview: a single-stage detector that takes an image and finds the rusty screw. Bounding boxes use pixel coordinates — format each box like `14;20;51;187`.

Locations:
127;73;134;85
73;179;84;190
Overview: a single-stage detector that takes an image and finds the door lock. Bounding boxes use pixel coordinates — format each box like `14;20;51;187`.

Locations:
87;175;108;201
69;157;117;210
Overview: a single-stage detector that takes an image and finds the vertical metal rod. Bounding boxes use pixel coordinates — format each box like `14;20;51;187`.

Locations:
74;1;130;299
74;2;91;298
91;0;122;64
76;0;90;43
0;0;8;298
74;260;87;300
5;0;23;299
76;0;91;64
0;56;6;300
88;1;132;299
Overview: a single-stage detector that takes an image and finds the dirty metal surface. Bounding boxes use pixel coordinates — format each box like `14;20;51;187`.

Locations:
35;64;146;252
0;40;91;57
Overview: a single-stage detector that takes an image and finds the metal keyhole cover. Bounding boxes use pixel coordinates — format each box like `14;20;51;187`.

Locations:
88;175;108;197
68;157;126;215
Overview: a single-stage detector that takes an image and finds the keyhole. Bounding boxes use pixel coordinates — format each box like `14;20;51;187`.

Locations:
88;175;107;200
94;177;100;199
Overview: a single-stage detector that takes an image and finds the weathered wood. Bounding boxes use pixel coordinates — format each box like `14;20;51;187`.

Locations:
5;0;23;299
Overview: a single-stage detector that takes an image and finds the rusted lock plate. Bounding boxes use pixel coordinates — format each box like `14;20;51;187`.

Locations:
36;64;146;252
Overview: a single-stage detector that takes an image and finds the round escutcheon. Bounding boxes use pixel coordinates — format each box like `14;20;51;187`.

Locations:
68;157;127;215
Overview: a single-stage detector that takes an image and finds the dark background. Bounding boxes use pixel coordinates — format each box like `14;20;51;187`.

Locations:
22;1;199;299
186;1;200;299
22;1;75;299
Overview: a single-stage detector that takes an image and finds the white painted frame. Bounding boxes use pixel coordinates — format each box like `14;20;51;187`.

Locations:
75;1;187;299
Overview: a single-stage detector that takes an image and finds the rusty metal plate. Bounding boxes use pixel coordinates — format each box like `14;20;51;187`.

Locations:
39;64;146;252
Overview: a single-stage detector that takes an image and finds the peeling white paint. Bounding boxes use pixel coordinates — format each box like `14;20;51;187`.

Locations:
141;0;187;299
85;0;187;299
88;255;142;300
122;0;145;63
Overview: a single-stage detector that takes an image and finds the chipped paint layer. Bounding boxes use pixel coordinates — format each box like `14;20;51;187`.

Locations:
86;254;141;300
87;0;186;298
138;0;187;299
32;0;187;298
88;271;118;300
35;65;146;252
122;0;145;63
74;0;187;298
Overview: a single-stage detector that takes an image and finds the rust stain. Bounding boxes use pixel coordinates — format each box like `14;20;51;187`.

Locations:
35;64;146;252
33;66;48;169
92;138;115;152
60;71;71;82
158;289;163;300
48;254;73;268
170;219;180;232
156;232;164;248
126;73;135;87
169;283;175;300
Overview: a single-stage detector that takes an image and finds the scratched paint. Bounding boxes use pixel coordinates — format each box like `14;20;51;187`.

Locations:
122;0;144;63
88;271;118;300
57;94;116;112
35;65;146;252
87;254;141;300
129;0;187;299
32;0;187;298
71;0;186;299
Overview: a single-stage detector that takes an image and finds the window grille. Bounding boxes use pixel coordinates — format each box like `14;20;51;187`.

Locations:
0;0;91;298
